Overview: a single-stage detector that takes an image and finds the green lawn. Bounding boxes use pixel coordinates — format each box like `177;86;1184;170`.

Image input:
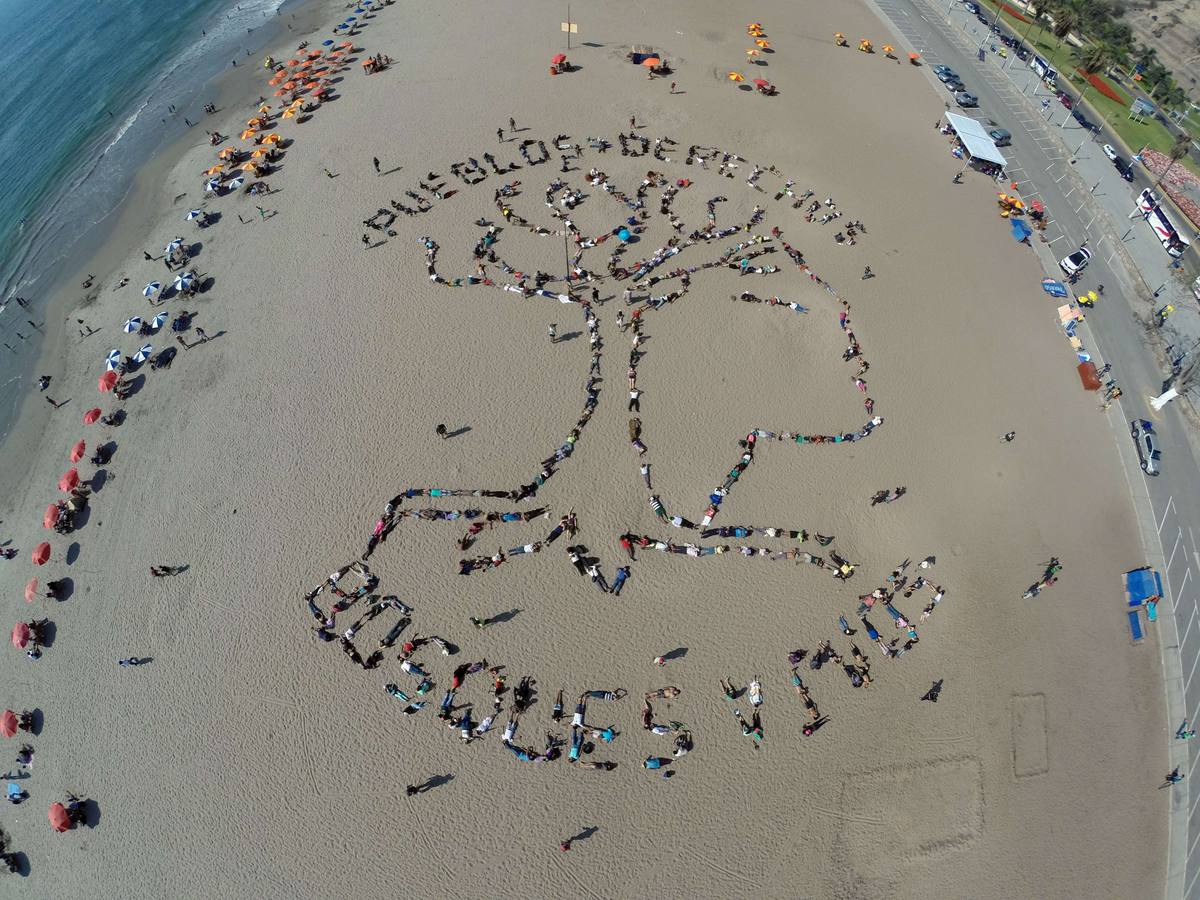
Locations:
968;0;1200;174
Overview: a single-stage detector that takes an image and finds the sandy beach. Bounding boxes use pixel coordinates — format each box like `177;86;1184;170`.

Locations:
0;0;1169;895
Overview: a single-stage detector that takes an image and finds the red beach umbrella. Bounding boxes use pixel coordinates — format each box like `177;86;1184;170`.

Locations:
11;622;30;648
0;710;16;738
42;504;59;529
58;468;79;492
83;408;101;425
753;78;770;87
69;440;86;463
24;578;38;603
551;53;567;65
98;371;118;392
31;543;50;566
49;802;70;833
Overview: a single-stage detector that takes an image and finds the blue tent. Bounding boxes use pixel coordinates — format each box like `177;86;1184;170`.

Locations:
1010;219;1032;242
1125;568;1162;607
1041;278;1068;298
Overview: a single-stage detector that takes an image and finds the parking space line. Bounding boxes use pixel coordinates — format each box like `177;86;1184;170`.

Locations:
1159;497;1177;535
1171;529;1185;573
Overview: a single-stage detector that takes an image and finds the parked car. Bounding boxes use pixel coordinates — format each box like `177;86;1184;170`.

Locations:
954;91;979;108
1131;420;1161;476
934;66;959;83
963;1;980;13
1015;47;1029;60
1057;91;1073;109
1071;109;1095;130
1102;144;1119;162
987;126;1012;147
1059;246;1092;276
944;76;966;92
1114;157;1134;182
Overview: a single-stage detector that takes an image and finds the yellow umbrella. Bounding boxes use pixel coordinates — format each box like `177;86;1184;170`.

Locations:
755;39;770;48
202;164;224;176
247;118;263;127
282;109;297;119
727;71;745;82
239;129;257;140
746;22;762;28
258;105;271;114
746;49;760;57
882;44;895;57
240;161;260;172
217;147;237;159
262;133;281;144
251;149;269;158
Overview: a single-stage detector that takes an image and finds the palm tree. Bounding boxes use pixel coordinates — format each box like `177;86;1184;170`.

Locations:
1048;0;1087;58
1154;134;1194;190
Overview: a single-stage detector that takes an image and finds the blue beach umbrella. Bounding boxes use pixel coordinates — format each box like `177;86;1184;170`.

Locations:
227;176;245;190
133;344;153;364
123;317;142;333
172;272;194;293
150;311;169;331
204;178;221;193
142;281;161;297
164;239;182;255
105;349;122;371
322;39;334;46
185;209;203;221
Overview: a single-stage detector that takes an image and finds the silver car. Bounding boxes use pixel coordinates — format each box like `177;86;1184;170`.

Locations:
1131;420;1161;476
954;91;979;108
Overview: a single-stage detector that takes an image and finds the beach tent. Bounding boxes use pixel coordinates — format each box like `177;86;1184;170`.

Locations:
945;113;1007;167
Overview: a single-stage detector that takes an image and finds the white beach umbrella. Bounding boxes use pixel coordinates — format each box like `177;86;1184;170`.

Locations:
142;282;161;297
123;317;142;333
150;311;169;331
132;344;153;364
164;239;182;255
172;272;195;293
185;209;204;221
105;349;122;371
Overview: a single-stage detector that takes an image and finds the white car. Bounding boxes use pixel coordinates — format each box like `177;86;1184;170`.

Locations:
1102;144;1118;162
1059;246;1092;276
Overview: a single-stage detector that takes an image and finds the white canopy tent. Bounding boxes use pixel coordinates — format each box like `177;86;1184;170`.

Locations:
945;112;1007;167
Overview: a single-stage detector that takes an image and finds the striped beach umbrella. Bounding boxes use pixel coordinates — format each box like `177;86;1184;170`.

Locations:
105;349;121;371
123;317;142;333
165;239;182;254
172;273;194;293
132;344;153;364
185;209;203;221
151;312;169;331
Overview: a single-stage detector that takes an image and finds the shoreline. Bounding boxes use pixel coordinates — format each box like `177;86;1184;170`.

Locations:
0;0;335;512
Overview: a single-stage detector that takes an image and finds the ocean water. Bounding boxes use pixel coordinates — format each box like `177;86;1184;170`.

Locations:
0;0;293;439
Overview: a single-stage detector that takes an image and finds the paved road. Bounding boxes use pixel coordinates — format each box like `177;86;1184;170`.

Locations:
865;0;1200;896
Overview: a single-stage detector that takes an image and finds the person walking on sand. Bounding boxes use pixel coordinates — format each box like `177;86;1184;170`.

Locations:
1166;767;1184;785
362;234;370;249
372;156;380;174
548;323;557;343
118;658;141;667
435;424;448;439
497;127;504;142
256;206;268;221
509;116;516;133
194;327;208;343
1003;431;1016;442
44;397;62;409
669;81;676;93
862;266;873;279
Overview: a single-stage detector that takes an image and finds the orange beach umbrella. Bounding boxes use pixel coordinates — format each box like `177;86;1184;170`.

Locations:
641;57;661;67
203;165;224;176
239;129;256;140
